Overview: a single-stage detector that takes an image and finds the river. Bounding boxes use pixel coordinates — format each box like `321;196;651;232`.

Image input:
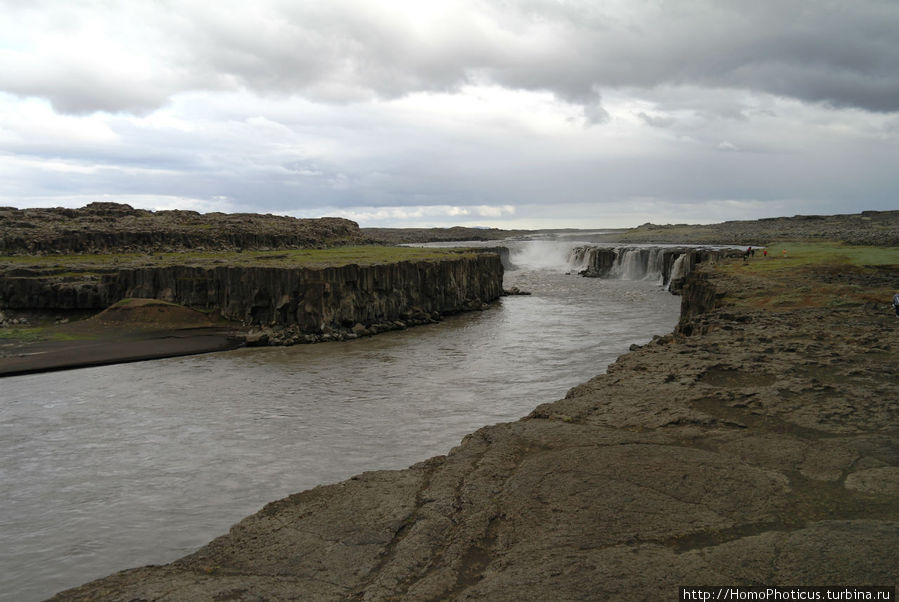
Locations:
0;240;682;601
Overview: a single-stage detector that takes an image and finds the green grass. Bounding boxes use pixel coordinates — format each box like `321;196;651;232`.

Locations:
719;242;899;274
713;242;899;310
0;327;93;343
0;246;482;275
107;298;180;308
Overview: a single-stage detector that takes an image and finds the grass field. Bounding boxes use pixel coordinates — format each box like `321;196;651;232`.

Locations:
0;245;481;275
714;242;899;310
0;327;92;343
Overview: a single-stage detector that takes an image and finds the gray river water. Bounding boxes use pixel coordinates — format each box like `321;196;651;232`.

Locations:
1;241;682;601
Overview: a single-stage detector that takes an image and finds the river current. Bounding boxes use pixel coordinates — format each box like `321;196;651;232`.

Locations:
1;240;682;601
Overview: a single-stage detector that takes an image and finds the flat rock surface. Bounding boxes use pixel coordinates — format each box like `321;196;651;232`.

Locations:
51;266;899;600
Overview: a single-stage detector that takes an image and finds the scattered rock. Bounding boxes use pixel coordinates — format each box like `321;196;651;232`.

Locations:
503;286;532;295
244;331;270;346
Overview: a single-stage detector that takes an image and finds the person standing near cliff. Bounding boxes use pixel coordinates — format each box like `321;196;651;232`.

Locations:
893;291;899;317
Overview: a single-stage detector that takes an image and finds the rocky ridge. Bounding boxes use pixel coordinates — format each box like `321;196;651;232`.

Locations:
6;204;894;256
0;202;528;255
605;210;899;247
52;255;899;600
0;202;362;255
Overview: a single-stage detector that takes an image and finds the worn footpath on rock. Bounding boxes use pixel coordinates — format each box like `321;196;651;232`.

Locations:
52;252;899;600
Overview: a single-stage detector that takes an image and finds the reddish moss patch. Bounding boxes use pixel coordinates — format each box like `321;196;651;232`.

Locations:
93;298;216;328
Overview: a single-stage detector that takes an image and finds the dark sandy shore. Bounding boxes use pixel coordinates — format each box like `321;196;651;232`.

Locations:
0;299;246;377
0;328;244;377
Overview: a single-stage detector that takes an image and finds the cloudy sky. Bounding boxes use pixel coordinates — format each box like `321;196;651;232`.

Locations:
1;1;897;228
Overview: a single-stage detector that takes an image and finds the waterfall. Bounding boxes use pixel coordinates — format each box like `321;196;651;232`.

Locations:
609;249;641;279
607;248;668;281
566;245;691;285
567;247;592;272
669;253;686;282
508;240;587;271
566;244;742;287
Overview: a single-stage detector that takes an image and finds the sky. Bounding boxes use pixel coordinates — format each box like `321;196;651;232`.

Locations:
1;1;897;229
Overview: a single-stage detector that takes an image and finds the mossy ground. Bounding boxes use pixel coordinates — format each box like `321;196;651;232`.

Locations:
712;242;899;310
93;298;221;327
0;327;92;343
0;300;234;356
0;246;480;276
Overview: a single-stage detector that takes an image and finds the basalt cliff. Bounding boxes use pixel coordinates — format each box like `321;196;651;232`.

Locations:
51;251;899;600
0;251;504;346
1;203;509;346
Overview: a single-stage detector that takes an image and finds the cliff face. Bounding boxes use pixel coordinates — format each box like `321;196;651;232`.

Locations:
0;254;504;337
676;271;726;334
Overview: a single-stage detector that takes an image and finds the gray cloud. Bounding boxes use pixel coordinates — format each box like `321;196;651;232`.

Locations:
638;112;676;128
2;1;897;115
1;1;897;228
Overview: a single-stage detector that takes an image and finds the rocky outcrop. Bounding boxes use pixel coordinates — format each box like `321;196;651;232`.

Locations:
0;203;362;255
676;272;726;334
600;210;899;247
0;202;532;255
51;259;899;600
480;246;514;270
0;253;504;342
361;227;530;245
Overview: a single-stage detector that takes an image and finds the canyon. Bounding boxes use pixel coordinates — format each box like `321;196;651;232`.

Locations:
50;244;899;600
2;204;896;599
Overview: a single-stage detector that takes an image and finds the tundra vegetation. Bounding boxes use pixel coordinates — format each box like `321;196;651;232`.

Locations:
714;242;899;309
0;245;481;274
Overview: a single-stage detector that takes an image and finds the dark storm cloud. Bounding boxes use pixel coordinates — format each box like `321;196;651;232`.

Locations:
2;1;897;116
188;0;899;114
